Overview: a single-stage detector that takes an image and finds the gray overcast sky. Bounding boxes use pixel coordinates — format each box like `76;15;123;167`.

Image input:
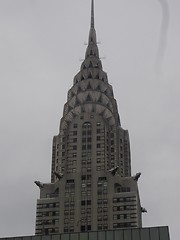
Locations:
0;0;179;239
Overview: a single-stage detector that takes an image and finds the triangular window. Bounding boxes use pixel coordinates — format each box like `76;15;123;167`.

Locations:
87;82;91;90
86;94;91;102
96;72;99;79
88;72;93;79
77;86;81;94
71;91;75;98
89;61;93;68
98;95;102;104
76;98;80;105
96;85;101;91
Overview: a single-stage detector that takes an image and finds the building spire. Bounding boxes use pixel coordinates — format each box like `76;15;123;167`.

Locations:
91;0;95;28
86;0;99;58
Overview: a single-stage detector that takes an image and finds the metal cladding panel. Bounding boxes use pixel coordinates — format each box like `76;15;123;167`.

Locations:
140;228;150;240
61;234;69;240
150;228;159;240
80;233;88;240
114;230;123;240
159;227;170;240
124;230;131;240
52;236;60;240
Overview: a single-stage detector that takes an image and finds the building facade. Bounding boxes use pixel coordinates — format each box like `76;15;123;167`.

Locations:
35;0;142;235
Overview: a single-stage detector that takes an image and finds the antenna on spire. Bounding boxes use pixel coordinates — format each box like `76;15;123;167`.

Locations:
91;0;95;28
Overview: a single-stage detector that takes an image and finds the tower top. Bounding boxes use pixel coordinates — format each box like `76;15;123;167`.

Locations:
86;0;98;58
91;0;95;28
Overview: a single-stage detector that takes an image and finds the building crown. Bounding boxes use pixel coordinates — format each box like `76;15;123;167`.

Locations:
61;0;121;131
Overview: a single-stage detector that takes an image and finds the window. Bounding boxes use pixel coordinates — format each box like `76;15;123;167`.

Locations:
98;177;107;181
73;123;78;128
97;151;101;156
87;225;91;230
98;216;102;221
73;146;77;150
97;158;101;163
103;207;108;212
87;130;91;135
73;138;77;143
64;211;69;215
67;179;74;183
113;206;117;211
97;136;101;141
98;207;102;213
83;122;91;128
98;224;102;230
87;175;91;180
81;200;85;206
97;144;101;148
70;210;74;215
81;226;85;231
82;145;86;150
73;131;77;136
103;224;108;230
82;153;86;157
81;175;86;180
104;181;107;186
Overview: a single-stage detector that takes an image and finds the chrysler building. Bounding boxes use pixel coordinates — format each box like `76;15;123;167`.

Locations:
35;0;142;235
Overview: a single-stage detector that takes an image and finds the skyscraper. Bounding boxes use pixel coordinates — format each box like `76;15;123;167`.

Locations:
35;0;142;235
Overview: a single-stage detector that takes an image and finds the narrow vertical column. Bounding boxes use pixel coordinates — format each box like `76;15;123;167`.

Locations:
91;0;95;28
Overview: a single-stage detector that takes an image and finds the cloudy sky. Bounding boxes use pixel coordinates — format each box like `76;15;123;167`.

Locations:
0;0;179;239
